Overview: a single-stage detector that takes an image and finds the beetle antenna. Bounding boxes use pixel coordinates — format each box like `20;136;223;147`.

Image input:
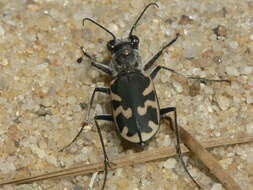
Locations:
129;2;159;37
83;18;116;41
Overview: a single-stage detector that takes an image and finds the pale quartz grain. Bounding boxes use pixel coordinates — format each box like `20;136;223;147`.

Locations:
0;25;5;36
163;158;177;169
246;122;253;134
250;34;253;40
0;76;8;90
95;104;103;115
228;41;239;49
219;158;233;169
0;57;8;66
225;66;239;76
239;66;253;75
108;23;119;34
216;95;231;111
246;96;253;104
0;158;16;174
67;96;77;105
182;40;201;59
160;135;172;146
211;183;223;190
172;81;183;93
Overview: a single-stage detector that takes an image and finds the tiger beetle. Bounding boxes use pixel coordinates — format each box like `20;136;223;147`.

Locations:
62;2;229;189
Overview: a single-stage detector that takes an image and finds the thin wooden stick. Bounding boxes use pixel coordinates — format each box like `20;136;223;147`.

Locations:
174;123;243;190
0;134;252;186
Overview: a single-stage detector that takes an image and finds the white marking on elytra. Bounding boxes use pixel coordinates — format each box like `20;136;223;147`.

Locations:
110;79;116;85
142;81;153;96
114;106;132;119
120;121;159;143
121;126;140;143
111;92;122;102
148;120;158;131
137;100;157;116
141;121;159;141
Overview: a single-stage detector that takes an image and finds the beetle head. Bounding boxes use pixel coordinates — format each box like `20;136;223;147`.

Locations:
107;35;139;52
107;35;141;73
82;3;158;76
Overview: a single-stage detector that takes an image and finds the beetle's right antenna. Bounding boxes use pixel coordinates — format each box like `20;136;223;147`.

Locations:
129;2;159;37
83;18;116;41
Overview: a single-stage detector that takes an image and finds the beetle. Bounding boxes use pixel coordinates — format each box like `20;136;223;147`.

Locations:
63;2;229;190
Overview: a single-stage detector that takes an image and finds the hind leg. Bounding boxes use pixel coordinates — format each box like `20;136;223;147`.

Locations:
160;107;201;189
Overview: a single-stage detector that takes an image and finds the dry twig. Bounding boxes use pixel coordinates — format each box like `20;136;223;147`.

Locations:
0;131;252;188
176;124;243;190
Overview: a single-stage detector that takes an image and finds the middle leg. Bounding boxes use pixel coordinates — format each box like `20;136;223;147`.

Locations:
151;65;230;84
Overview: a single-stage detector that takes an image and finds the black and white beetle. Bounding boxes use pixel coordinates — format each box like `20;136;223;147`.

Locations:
63;2;229;190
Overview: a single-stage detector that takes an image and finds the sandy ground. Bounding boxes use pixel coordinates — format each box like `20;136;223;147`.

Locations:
0;0;253;190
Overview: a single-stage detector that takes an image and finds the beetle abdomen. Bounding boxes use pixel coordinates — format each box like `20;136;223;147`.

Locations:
110;71;160;144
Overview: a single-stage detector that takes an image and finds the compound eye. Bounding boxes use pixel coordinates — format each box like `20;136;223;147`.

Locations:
107;40;115;52
129;35;139;49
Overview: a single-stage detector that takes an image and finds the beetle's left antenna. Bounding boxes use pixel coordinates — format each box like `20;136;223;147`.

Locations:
76;18;117;64
129;2;159;37
83;18;116;41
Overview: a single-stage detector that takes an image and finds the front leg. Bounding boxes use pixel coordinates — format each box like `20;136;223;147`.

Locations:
144;33;180;71
78;46;113;75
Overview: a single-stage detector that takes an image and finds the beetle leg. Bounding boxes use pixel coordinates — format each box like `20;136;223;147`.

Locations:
144;33;180;71
150;65;230;84
160;107;176;116
161;107;201;189
78;46;113;75
86;87;110;122
59;87;110;152
94;114;114;190
150;65;184;79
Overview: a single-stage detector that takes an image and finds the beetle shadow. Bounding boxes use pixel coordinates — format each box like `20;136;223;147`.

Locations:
120;140;148;152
